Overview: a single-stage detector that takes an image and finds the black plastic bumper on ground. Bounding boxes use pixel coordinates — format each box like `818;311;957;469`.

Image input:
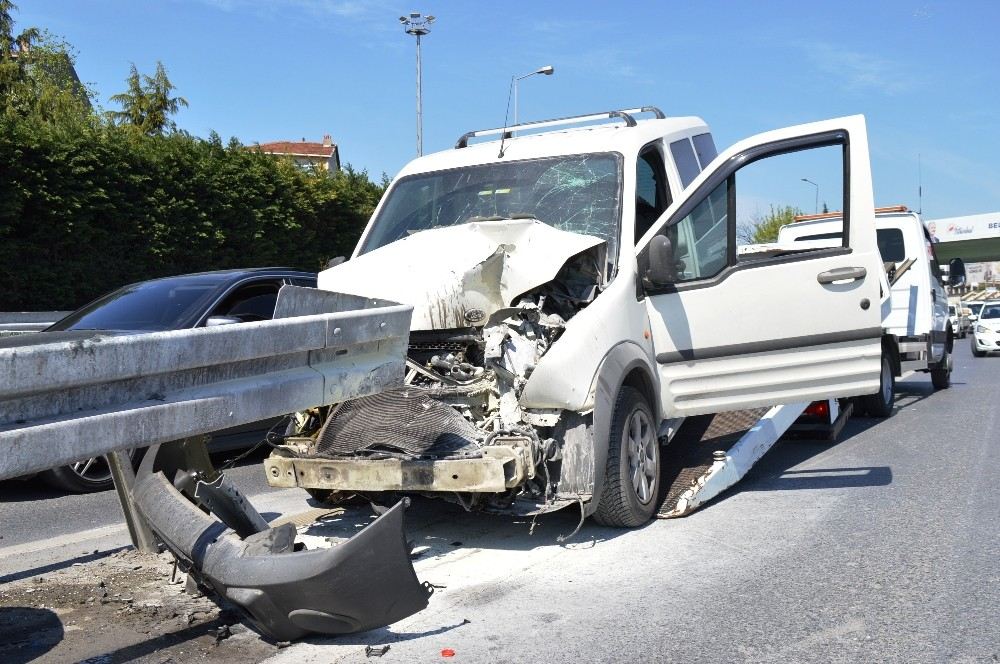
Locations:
132;445;432;641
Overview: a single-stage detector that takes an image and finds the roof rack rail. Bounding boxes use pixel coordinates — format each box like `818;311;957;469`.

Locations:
455;106;666;149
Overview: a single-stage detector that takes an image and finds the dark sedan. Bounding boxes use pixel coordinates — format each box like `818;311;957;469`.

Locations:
39;267;316;492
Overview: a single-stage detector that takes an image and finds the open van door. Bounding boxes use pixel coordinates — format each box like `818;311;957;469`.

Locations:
637;115;882;417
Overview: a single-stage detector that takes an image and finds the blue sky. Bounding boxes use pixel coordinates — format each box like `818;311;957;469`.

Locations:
16;0;1000;219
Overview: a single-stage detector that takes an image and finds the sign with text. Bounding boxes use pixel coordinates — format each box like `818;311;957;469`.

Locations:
925;212;1000;243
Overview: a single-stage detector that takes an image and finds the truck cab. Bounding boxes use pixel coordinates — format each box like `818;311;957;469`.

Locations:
268;109;885;527
777;205;955;415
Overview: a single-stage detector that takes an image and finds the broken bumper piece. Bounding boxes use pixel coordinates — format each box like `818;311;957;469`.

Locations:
265;441;535;494
132;445;433;641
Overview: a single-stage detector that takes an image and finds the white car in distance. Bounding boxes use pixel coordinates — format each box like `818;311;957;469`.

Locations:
971;302;1000;357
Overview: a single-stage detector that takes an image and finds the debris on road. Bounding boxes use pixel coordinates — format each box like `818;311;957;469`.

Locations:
0;549;275;663
365;644;391;657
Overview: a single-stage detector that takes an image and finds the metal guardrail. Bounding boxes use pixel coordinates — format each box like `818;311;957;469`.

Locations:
0;311;70;335
0;289;412;480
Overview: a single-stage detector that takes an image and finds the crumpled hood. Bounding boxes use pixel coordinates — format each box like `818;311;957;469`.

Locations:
318;219;605;330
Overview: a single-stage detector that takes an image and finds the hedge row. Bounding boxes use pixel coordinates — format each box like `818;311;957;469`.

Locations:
0;117;383;310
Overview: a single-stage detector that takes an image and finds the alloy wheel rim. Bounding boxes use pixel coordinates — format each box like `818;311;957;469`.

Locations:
70;456;112;483
626;409;656;505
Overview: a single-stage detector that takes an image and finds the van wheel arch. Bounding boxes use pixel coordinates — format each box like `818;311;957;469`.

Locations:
586;344;660;518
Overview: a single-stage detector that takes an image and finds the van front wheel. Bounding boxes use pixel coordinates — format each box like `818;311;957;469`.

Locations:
593;387;660;528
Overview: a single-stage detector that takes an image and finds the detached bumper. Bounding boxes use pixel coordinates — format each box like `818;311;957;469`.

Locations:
133;447;432;641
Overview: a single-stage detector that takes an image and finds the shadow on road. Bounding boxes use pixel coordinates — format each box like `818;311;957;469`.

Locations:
300;617;472;648
299;494;627;556
691;413;894;513
0;606;64;663
0;546;130;585
741;465;892;491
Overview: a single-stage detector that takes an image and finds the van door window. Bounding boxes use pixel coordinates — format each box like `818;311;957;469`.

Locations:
735;144;845;258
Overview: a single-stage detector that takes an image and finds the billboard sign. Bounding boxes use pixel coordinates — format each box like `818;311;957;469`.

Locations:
925;212;1000;243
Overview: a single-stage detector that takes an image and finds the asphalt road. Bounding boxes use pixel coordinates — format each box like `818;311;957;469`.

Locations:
1;342;997;663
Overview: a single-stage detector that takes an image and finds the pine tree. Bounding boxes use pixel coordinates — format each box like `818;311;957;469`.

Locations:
108;61;188;135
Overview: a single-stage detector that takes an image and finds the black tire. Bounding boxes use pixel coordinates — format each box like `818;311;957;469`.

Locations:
971;338;986;358
851;396;868;418
863;353;895;418
931;345;952;389
593;386;660;528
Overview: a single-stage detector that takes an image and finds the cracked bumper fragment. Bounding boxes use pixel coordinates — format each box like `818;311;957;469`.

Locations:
133;442;433;641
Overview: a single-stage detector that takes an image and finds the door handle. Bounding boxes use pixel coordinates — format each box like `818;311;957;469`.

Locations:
817;266;867;284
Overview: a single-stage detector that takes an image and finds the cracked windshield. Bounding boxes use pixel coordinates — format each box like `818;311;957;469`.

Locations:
360;153;622;260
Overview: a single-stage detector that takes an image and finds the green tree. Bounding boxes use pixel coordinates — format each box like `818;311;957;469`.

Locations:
742;205;803;244
0;0;39;100
108;61;188;135
1;2;94;123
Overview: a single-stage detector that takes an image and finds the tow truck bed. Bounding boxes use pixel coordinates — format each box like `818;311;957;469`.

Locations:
657;403;808;518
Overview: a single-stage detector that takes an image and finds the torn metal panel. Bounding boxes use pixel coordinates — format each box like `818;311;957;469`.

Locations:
318;219;605;331
133;443;432;641
275;228;607;512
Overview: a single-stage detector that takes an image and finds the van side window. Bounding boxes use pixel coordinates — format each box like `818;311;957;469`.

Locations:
692;133;718;169
669;139;701;189
635;146;671;243
667;179;729;281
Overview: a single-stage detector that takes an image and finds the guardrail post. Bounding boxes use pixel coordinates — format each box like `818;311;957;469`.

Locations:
108;450;159;554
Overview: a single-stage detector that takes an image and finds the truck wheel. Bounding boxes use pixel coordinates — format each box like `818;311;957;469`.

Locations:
593;386;660;528
931;346;952;389
863;354;895;418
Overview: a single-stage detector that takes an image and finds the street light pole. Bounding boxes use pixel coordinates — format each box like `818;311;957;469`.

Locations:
400;13;435;156
513;65;554;129
801;178;819;214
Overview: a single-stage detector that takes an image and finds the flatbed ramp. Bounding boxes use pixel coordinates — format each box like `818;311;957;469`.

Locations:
656;403;808;518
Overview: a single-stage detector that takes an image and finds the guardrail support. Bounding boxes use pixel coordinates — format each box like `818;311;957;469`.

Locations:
108;449;159;553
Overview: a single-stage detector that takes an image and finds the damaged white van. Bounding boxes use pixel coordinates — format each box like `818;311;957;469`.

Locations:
266;109;886;527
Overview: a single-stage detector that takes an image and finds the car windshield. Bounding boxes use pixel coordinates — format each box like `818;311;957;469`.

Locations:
48;277;228;332
949;306;956;315
359;153;623;261
967;303;984;316
981;305;1000;320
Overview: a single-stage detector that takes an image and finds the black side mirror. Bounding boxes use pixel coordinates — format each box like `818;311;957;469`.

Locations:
325;256;347;269
645;234;677;287
948;258;966;287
